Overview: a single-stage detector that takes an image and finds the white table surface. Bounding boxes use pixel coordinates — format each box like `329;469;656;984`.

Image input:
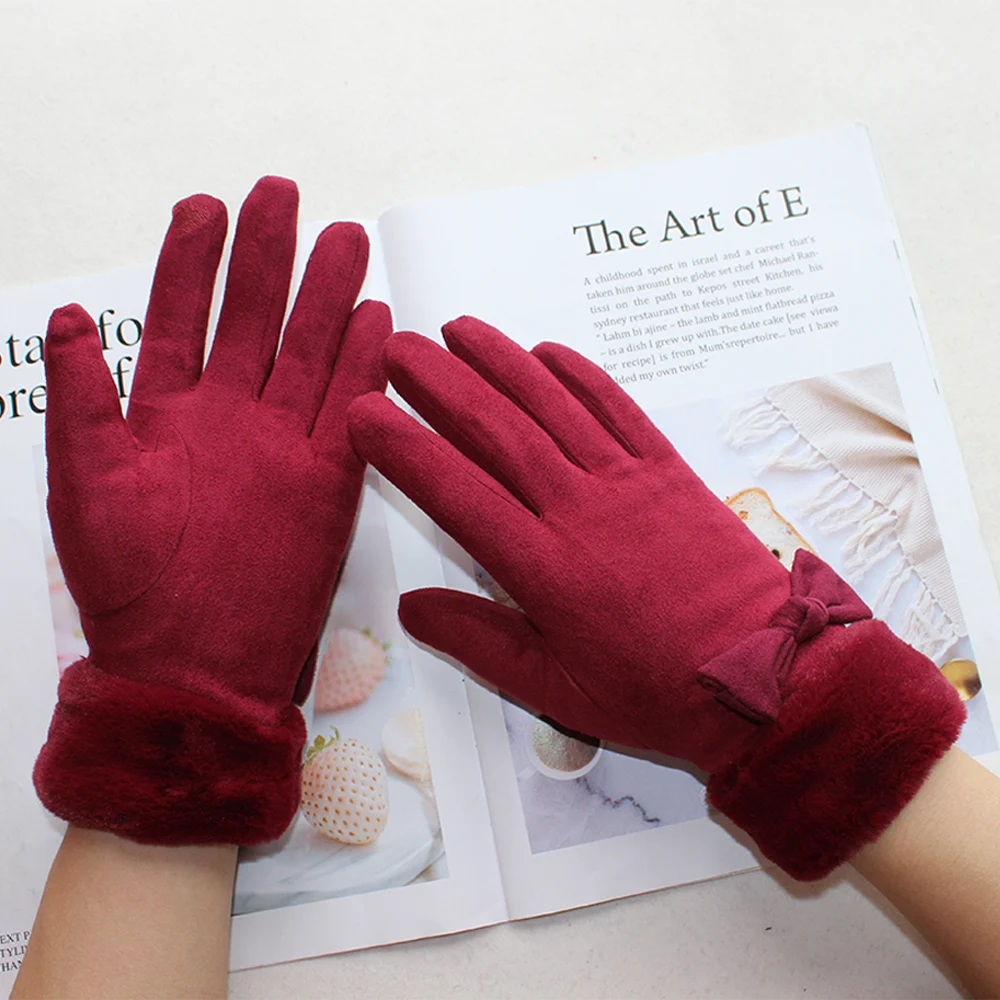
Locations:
3;1;997;996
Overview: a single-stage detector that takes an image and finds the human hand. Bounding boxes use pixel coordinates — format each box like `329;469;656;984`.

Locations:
35;177;391;845
348;317;964;879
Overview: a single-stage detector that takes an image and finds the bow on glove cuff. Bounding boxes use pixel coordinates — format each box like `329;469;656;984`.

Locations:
697;549;873;724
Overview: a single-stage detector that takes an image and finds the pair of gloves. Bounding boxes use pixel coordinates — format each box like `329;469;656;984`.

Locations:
35;178;964;880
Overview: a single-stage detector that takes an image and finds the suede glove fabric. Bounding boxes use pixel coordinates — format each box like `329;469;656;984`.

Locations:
347;318;965;880
35;177;391;845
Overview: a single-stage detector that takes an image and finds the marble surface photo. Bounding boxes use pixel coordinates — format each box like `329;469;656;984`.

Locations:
501;700;709;854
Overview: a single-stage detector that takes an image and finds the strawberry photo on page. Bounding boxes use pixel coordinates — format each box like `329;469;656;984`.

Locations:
34;459;446;914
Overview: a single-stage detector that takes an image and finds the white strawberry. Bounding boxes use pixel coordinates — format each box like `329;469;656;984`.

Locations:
314;627;389;712
300;731;389;845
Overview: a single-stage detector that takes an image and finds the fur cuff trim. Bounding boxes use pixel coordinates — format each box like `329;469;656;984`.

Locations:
34;660;305;846
707;620;965;881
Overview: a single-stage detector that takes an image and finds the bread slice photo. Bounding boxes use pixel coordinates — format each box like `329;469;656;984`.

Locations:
725;487;817;571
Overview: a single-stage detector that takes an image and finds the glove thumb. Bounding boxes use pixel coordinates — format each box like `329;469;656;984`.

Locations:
45;304;136;475
45;305;192;616
399;588;566;720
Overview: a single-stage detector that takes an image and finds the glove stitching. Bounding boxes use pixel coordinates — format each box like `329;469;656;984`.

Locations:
548;645;623;734
82;425;195;619
410;393;544;519
325;237;366;372
548;371;642;460
446;340;593;473
304;240;369;438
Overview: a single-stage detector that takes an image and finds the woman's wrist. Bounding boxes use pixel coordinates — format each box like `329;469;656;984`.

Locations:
13;826;238;999
852;746;1000;998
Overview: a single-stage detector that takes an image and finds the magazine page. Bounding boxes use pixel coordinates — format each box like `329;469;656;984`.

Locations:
377;125;1000;919
0;223;505;990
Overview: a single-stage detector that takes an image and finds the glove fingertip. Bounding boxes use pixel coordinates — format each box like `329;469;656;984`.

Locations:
397;587;444;641
382;329;430;372
440;315;498;349
398;587;522;654
170;193;228;236
353;297;392;327
315;219;370;262
247;175;300;211
47;303;97;344
346;390;393;436
349;299;393;354
530;340;576;366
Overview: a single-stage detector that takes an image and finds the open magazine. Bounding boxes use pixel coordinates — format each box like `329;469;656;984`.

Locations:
2;125;999;984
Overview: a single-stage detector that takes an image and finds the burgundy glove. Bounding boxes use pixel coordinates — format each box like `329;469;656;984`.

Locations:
347;317;965;880
35;177;391;846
